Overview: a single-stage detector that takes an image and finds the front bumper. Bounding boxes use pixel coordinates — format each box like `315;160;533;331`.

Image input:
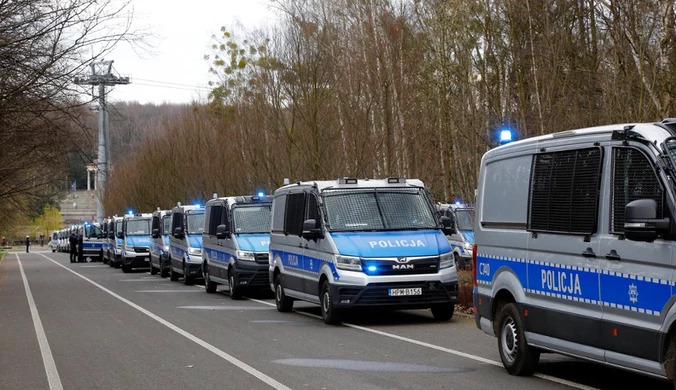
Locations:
329;280;458;309
123;252;150;267
184;262;202;278
233;261;269;289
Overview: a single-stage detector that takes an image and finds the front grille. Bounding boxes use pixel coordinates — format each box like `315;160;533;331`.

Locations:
238;271;270;287
134;247;149;253
254;252;269;264
339;281;452;306
361;257;439;276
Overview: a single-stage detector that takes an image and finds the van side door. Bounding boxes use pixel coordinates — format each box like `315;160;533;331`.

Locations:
598;145;673;374
525;145;604;361
302;191;325;299
276;191;306;295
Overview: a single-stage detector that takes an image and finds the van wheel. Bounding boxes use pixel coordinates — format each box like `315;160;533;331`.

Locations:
183;262;192;285
229;273;242;300
169;260;179;281
453;253;460;269
274;274;293;312
496;303;539;375
431;304;455;321
204;264;217;293
160;260;169;278
150;261;157;275
321;281;341;325
122;264;130;273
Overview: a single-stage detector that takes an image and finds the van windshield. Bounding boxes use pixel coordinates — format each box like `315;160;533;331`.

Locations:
455;209;475;231
186;213;204;235
126;219;151;236
232;205;271;234
162;215;171;235
85;224;102;238
323;188;438;232
116;222;122;234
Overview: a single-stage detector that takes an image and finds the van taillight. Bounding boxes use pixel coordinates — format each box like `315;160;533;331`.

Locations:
472;245;477;286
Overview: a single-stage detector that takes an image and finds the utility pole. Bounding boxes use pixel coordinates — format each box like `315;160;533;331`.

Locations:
74;60;130;224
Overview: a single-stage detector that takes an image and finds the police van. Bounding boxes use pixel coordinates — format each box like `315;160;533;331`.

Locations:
107;216;123;268
202;194;272;298
49;230;58;252
77;222;105;261
118;212;153;273
473;119;676;383
150;208;172;277
269;177;458;324
437;203;475;269
101;218;110;264
168;203;205;284
58;228;69;252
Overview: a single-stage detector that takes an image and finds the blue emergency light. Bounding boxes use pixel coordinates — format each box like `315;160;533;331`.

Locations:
499;128;514;144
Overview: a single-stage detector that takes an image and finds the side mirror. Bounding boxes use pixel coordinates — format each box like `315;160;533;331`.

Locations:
216;224;230;239
174;227;184;239
440;216;455;235
624;199;670;242
302;219;322;240
116;231;123;239
108;232;114;239
152;228;160;238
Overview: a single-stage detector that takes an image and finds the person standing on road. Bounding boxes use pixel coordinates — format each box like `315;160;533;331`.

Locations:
77;231;84;263
25;235;30;253
69;231;77;263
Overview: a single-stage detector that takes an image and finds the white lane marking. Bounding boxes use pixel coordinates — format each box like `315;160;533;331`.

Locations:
38;254;291;390
246;298;597;390
16;254;64;390
119;279;172;282
135;290;204;293
80;265;108;268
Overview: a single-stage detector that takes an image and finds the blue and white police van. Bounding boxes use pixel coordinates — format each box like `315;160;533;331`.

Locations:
474;119;676;384
168;203;205;285
150;208;172;277
437;202;475;269
120;212;153;273
49;230;58;252
77;222;105;262
202;194;272;299
107;216;123;268
269;177;458;324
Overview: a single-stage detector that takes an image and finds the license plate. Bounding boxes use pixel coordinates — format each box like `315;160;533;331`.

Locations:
388;288;422;296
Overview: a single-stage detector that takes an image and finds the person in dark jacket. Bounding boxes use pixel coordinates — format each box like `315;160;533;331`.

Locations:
69;232;77;263
77;231;84;262
25;236;30;253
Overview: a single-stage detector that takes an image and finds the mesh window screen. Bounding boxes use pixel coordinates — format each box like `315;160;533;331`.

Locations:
233;206;271;234
323;189;436;231
307;195;319;226
611;148;663;233
528;148;602;234
209;206;222;234
284;193;306;236
162;215;171;235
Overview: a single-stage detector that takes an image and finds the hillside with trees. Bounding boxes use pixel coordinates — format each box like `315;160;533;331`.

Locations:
105;0;676;214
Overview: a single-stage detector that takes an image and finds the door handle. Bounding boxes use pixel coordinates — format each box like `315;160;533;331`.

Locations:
605;250;621;261
581;247;596;258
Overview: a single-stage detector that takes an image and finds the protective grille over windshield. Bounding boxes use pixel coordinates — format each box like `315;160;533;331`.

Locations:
233;206;271;234
323;188;437;231
455;209;475;230
126;220;150;235
85;225;102;238
162;216;171;234
186;213;205;234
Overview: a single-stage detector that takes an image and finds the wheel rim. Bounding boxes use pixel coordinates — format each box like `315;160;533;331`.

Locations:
501;317;518;363
230;275;235;289
322;290;330;314
276;283;282;302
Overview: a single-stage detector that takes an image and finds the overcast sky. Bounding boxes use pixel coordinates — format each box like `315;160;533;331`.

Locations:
102;0;277;104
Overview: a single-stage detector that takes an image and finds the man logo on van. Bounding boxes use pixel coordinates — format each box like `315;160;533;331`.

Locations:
368;240;426;248
393;264;414;270
541;270;582;295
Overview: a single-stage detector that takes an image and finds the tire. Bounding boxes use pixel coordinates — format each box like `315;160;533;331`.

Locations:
114;256;121;269
453;253;460;269
204;264;217;293
160;260;169;278
122;264;130;273
229;272;242;300
320;280;341;325
431;304;455;321
183;262;193;285
496;302;540;376
274;274;293;312
150;260;158;275
169;260;179;281
52;250;56;253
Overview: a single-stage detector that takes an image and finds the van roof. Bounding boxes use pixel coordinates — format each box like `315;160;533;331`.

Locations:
487;122;675;158
275;178;426;193
207;195;273;208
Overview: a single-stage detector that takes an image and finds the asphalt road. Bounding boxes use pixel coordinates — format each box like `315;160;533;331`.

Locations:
0;251;672;390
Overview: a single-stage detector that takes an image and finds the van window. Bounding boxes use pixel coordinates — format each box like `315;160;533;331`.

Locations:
611;148;663;233
152;215;160;233
284;193;305;236
162;215;171;235
208;205;223;234
232;205;271;234
272;194;287;232
528;147;602;235
172;213;184;233
306;194;320;223
186;213;205;235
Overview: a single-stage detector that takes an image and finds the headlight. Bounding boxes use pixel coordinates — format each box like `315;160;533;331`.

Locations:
440;252;454;269
464;242;472;250
163;245;169;251
236;250;255;261
188;247;202;256
335;255;361;271
125;247;135;253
